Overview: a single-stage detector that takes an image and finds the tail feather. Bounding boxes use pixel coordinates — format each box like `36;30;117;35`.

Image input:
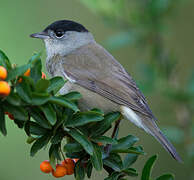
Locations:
121;106;182;162
151;129;182;162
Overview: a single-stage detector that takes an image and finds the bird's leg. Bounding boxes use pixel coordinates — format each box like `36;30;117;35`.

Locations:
104;117;122;157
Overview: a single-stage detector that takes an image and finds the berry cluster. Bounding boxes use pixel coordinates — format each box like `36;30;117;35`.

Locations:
40;158;78;178
2;67;46;121
0;66;10;97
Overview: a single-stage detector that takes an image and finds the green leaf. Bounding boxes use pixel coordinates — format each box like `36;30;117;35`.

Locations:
31;92;50;105
6;92;22;106
122;168;138;177
7;64;30;81
67;129;94;155
29;122;48;136
91;143;103;171
91;112;121;137
35;79;50;92
29;108;52;129
47;76;65;94
0;49;12;70
30;58;42;83
24;120;31;136
90;108;104;115
111;135;139;152
40;104;57;125
103;153;123;171
66;111;104;127
51;132;64;144
64;142;83;153
141;155;157;180
75;160;85;180
0;107;7;136
62;91;82;101
86;162;93;179
92;136;117;145
30;133;51;156
16;77;32;103
156;174;174;180
49;96;79;112
123;154;138;169
111;146;145;155
104;172;121;180
49;144;61;161
26;137;36;144
3;102;28;121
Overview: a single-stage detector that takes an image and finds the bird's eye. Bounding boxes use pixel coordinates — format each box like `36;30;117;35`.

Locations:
55;31;64;38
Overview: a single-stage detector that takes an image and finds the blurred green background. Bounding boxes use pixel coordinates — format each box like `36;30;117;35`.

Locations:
0;0;194;179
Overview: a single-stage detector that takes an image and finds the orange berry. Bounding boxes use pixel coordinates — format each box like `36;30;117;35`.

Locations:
40;160;53;174
18;69;31;83
52;164;67;178
24;69;30;76
97;142;103;146
0;66;7;80
62;159;75;175
0;81;11;97
42;72;46;79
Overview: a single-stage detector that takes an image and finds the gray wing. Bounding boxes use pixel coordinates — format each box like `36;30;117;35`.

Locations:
60;42;155;119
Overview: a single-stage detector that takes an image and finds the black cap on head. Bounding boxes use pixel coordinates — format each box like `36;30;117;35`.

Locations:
43;20;89;34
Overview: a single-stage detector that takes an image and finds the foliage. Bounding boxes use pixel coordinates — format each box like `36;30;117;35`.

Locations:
0;50;174;179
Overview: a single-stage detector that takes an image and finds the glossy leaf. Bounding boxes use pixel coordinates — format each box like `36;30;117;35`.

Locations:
0;107;6;136
92;136;117;145
49;96;79;112
30;58;42;83
66;111;104;127
104;172;121;180
6;92;22;106
64;142;83;153
141;155;157;180
51;132;64;144
47;76;66;94
67;129;94;155
122;168;138;177
31;92;50;105
86;162;93;179
35;79;50;92
16;77;32;103
3;102;28;121
30;133;51;156
75;160;85;180
156;174;174;180
91;143;103;171
62;91;82;101
90;112;121;137
0;49;12;70
123;154;138;169
40;103;57;125
103;153;123;171
29;108;52;129
111;135;139;152
29;122;48;136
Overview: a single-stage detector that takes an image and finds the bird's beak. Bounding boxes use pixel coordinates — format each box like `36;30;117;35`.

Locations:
30;31;49;39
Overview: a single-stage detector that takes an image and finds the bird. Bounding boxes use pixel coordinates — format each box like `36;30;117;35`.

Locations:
30;19;181;162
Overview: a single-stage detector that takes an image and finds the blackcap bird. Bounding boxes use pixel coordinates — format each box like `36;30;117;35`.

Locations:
30;20;181;162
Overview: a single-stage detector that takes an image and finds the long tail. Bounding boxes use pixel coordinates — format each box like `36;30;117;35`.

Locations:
121;106;182;162
149;127;182;162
